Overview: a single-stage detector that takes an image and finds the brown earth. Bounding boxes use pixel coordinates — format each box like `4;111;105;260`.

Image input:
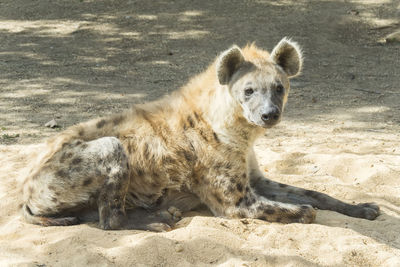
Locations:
0;0;399;266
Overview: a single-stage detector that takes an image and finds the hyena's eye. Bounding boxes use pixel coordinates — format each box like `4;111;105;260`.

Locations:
276;84;284;94
244;88;254;96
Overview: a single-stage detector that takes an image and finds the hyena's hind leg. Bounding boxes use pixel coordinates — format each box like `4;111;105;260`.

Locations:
123;191;202;232
23;137;131;230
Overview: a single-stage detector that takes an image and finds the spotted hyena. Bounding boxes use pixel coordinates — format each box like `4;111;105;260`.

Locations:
22;38;379;230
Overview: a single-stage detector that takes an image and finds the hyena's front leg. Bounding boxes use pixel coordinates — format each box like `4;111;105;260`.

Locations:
248;151;380;220
250;175;379;220
95;138;131;230
23;137;130;230
194;172;316;224
234;187;316;223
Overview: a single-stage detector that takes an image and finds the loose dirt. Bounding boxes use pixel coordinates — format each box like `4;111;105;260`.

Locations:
1;0;399;266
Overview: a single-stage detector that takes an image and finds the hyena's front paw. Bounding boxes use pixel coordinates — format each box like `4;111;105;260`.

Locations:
349;202;380;220
156;206;183;225
167;206;183;222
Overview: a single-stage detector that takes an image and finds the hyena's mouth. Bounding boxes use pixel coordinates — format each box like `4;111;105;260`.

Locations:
249;118;281;129
261;119;281;128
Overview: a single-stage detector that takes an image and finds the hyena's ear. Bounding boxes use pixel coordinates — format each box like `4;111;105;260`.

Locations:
270;37;303;78
216;45;245;85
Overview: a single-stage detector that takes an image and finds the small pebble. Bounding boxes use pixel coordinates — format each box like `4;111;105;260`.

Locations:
45;119;59;128
240;219;249;225
348;10;359;15
385;30;400;43
175;244;184;252
220;221;227;227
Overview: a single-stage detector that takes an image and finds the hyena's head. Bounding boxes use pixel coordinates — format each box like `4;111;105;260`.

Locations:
216;38;303;128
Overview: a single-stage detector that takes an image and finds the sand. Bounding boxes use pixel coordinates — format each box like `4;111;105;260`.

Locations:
1;0;399;266
1;119;400;266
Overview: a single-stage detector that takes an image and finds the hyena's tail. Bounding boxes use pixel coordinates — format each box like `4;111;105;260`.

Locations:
22;204;79;226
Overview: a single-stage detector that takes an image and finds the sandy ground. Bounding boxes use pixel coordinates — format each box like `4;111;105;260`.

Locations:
1;0;400;266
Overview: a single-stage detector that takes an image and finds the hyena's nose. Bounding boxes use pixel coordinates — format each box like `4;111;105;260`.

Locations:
261;109;280;123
